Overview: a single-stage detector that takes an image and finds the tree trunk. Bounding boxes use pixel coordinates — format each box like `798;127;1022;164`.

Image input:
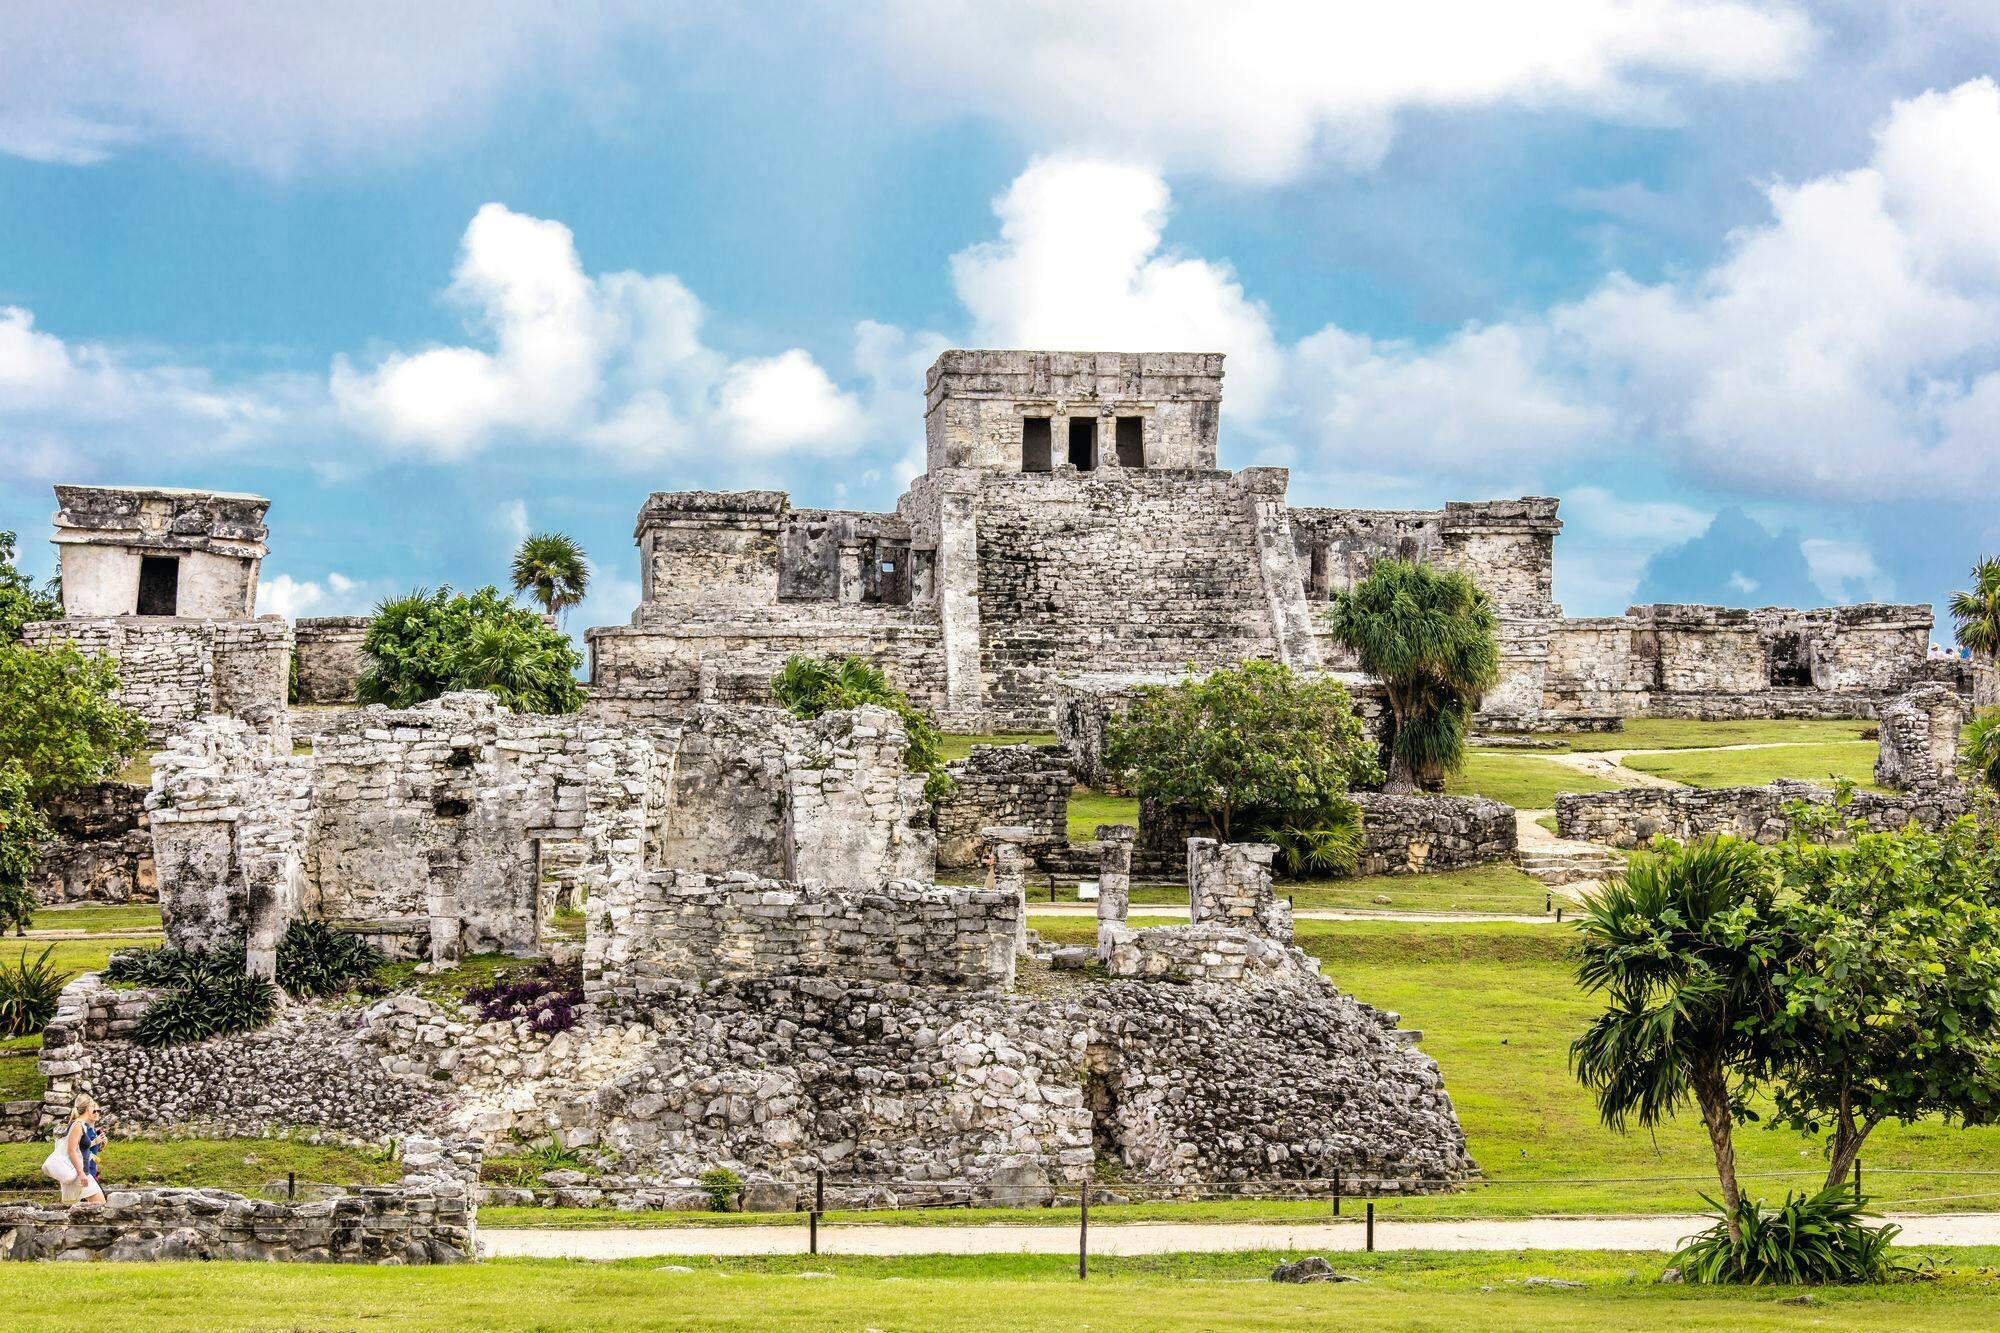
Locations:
1692;1062;1745;1246
1822;1096;1882;1194
1382;686;1416;794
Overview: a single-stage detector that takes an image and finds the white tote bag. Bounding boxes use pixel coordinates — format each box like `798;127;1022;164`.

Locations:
41;1135;76;1185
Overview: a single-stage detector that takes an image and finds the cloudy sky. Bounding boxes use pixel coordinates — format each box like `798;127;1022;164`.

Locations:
3;1;1997;639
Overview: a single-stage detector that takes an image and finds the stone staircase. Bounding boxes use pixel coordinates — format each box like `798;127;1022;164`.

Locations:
1514;845;1626;890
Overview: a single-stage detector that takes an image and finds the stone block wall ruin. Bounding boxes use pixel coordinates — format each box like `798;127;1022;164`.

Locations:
29;782;155;905
1554;779;1974;849
292;617;371;704
935;744;1074;868
21;616;292;746
1874;682;1967;790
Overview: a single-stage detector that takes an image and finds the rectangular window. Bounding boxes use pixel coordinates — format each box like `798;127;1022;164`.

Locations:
1068;417;1097;470
1115;415;1144;467
1022;417;1052;472
136;555;179;616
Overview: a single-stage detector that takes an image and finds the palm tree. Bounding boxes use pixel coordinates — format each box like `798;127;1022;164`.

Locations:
1325;559;1499;791
1570;838;1786;1246
510;533;590;624
1963;709;2000;792
1952;555;2000;666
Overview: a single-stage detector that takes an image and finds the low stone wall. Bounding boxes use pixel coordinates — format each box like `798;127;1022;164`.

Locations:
936;745;1073;869
292;617;371;704
1875;683;1964;790
585;873;1019;1010
1101;922;1309;983
1555;780;1977;849
0;1139;476;1264
30;782;155;904
22;616;292;746
38;974;439;1140
1351;792;1516;876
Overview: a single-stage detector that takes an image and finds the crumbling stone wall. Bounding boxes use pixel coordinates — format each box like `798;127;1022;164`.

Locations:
1875;682;1965;790
584;872;1017;1008
1350;793;1516;876
1554;779;1975;848
292;617;371;704
22;616;293;745
936;744;1073;868
29;782;155;904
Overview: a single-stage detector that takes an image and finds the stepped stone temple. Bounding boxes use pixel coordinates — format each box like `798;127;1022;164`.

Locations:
583;349;1985;736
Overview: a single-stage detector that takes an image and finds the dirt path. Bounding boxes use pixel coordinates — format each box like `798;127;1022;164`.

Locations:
1027;903;1562;925
481;1211;2000;1258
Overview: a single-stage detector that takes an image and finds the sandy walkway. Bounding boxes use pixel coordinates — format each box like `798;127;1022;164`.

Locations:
482;1211;2000;1258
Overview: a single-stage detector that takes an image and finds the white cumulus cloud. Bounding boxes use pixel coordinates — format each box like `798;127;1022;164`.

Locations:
875;0;1812;182
331;203;869;463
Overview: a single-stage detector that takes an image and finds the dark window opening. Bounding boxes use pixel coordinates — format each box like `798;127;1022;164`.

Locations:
1768;635;1813;688
432;797;471;819
1068;417;1098;470
136;555;180;616
1115;416;1144;467
1021;417;1052;472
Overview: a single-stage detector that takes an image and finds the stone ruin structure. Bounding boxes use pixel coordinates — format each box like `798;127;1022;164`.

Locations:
1874;681;1968;791
579;349;1980;739
21;485;290;745
58;684;1475;1204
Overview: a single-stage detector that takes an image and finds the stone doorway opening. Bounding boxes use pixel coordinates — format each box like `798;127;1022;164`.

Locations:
1114;415;1144;467
1022;417;1052;472
1084;1044;1125;1164
137;554;180;616
1768;633;1814;687
1068;417;1098;470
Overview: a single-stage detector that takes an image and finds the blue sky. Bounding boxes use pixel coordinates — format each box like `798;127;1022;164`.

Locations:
3;2;1998;643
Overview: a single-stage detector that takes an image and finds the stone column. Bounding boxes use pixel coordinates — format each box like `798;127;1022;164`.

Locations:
1185;836;1220;923
1095;823;1133;960
837;540;868;604
909;545;937;605
982;826;1036;957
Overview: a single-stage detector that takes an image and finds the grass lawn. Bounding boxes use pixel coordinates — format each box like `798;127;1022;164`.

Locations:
1067;786;1139;841
1486;718;1874;754
0;1136;399;1198
26;904;162;935
1621;741;1881;791
2;1250;1998;1330
1128;862;1552;915
1022;917;2000;1219
0;1048;41;1100
1445;752;1621;808
0;935;139;978
940;732;1058;763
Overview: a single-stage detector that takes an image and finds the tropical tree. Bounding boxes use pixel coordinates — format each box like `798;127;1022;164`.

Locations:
1105;661;1381;870
1963;709;2000;792
510;533;590;624
1325;559;1499;791
1571;837;1787;1245
358;586;583;714
0;641;149;805
0;531;62;644
1768;813;2000;1191
1952;555;2000;665
771;654;950;804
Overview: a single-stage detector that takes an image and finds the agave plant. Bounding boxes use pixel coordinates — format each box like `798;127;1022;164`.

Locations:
1673;1186;1908;1285
0;945;72;1037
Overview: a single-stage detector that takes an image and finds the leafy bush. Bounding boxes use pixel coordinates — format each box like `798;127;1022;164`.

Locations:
0;944;72;1037
0;762;51;934
1105;661;1381;857
133;973;278;1048
0;531;61;646
1673;1187;1908;1285
104;941;242;988
772;654;951;804
463;959;583;1035
277;921;385;997
0;640;148;805
359;585;583;715
699;1165;744;1212
1963;708;2000;792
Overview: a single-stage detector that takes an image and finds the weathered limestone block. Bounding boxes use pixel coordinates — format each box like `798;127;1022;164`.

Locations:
1555;780;1974;849
1875;682;1965;790
935;744;1072;868
29;782;155;904
292;617;371;704
1350;792;1516;876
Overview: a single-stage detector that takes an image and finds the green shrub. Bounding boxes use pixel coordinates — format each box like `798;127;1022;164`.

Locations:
0;945;72;1037
277;921;385;997
104;941;242;988
0;762;51;934
698;1165;744;1212
772;655;950;804
133;973;278;1047
359;585;582;714
1673;1187;1908;1285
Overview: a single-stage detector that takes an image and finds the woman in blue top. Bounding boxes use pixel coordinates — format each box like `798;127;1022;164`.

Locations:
61;1094;105;1206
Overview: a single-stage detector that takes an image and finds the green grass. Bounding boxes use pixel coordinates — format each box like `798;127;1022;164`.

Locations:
1622;741;1881;791
1125;862;1551;915
109;750;158;787
0;935;134;978
375;952;530;1005
940;732;1059;763
2;1250;1999;1330
1067;786;1139;841
25;904;162;935
0;1136;399;1197
1445;752;1622;808
1484;718;1875;753
0;1050;42;1100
